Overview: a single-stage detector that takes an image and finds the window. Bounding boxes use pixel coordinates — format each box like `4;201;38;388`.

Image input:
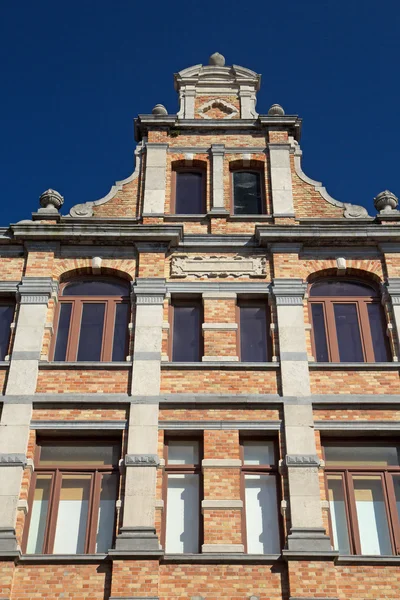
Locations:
241;439;281;554
172;169;206;214
164;439;202;553
324;442;400;556
170;298;203;362
232;171;263;215
309;279;390;363
23;440;120;554
238;299;271;362
0;301;14;360
51;278;130;362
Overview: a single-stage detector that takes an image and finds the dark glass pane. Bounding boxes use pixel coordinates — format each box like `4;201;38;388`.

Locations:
0;304;13;360
40;443;120;466
367;303;390;362
112;303;129;362
334;303;364;362
77;303;105;361
172;304;201;362
310;280;375;297
311;303;329;362
54;303;72;361
240;304;268;362
63;280;129;297
175;172;204;214
233;171;262;215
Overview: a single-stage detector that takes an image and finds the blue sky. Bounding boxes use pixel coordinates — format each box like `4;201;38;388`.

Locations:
1;0;399;223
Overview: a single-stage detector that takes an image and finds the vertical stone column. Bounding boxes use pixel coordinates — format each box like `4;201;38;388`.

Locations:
268;143;295;217
142;143;168;215
386;278;400;360
0;277;53;552
272;278;331;552
210;144;228;214
115;278;166;552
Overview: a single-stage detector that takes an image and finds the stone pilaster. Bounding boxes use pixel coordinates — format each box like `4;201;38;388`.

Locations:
142;143;168;215
268;143;295;217
272;278;331;553
115;278;166;553
210;144;227;214
386;278;400;359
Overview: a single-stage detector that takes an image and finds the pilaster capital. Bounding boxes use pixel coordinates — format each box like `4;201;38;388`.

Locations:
385;278;400;304
0;453;27;467
285;454;320;468
272;278;307;305
125;454;160;467
210;143;225;156
18;277;57;305
132;278;166;305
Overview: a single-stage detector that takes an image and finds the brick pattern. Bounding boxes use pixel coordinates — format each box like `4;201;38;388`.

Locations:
159;408;281;422
36;369;130;393
32;407;128;421
0;366;7;394
288;560;339;599
161;369;279;394
336;565;400;599
310;369;399;394
0;255;24;280
93;177;141;218
111;560;159;597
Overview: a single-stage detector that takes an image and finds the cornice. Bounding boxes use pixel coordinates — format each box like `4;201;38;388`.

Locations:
256;224;400;245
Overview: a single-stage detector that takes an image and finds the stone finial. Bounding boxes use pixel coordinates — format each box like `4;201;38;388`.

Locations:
39;189;64;212
268;103;285;116
152;103;168;116
208;52;225;67
374;190;399;213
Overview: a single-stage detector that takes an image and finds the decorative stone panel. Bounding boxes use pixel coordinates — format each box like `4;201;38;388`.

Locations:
171;255;266;278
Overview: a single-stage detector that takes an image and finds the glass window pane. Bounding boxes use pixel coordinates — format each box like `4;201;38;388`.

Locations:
324;445;400;467
327;475;351;554
392;475;400;529
39;444;120;466
311;303;329;362
310;280;375;297
353;475;392;555
243;441;275;465
26;474;52;554
172;304;201;362
112;303;129;362
367;303;390;362
53;474;91;554
245;474;280;553
96;473;118;553
54;303;72;361
77;303;105;361
0;304;13;360
240;304;269;362
233;171;262;215
334;304;364;362
63;280;129;296
166;473;199;553
175;172;204;214
168;441;199;465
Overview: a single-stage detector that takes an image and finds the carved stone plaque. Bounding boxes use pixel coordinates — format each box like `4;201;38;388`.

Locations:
170;255;266;278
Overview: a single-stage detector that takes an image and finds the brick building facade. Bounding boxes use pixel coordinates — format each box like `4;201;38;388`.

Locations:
0;52;400;599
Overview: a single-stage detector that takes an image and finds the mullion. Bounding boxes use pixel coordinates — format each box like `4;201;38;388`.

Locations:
46;469;62;554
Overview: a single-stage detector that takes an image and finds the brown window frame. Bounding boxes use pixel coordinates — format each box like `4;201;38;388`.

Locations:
230;168;265;215
0;299;15;360
236;298;272;362
162;436;203;553
168;297;204;362
309;279;390;363
22;438;121;555
323;439;400;556
171;166;207;214
240;436;282;554
49;277;130;362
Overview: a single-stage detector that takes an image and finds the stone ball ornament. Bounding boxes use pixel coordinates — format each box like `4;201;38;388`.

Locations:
39;188;64;212
268;103;285;116
374;190;399;213
152;104;168;116
208;52;226;67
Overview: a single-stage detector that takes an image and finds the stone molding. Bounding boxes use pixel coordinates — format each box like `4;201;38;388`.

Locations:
285;454;320;467
125;454;160;467
386;278;400;303
202;543;244;553
315;420;400;431
272;278;307;305
170;255;266;278
30;420;126;430
161;421;281;431
0;453;27;467
201;499;243;510
69;142;144;217
18;277;56;304
0;281;19;295
202;322;238;330
133;278;167;305
202;459;242;468
167;281;270;294
202;355;239;362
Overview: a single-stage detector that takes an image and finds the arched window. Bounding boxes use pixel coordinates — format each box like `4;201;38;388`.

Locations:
172;167;206;214
51;278;130;362
232;170;263;215
309;279;391;363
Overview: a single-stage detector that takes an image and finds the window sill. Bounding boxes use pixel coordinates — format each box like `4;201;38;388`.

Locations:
162;553;282;563
163;214;208;221
228;214;273;221
308;362;399;369
19;553;108;564
161;362;279;369
39;361;132;369
0;361;9;367
335;554;400;565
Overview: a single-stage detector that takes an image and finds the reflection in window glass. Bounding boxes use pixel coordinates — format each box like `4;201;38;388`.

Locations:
166;473;199;553
0;304;14;360
233;172;262;215
53;475;91;554
327;475;351;554
245;474;280;553
168;441;199;465
112;303;129;362
311;303;329;362
26;475;52;554
54;303;72;361
172;304;201;362
175;172;204;214
310;281;375;297
96;474;118;553
367;303;391;362
40;443;120;466
63;281;129;296
324;445;400;467
334;304;364;362
353;476;392;555
77;303;105;361
243;441;275;465
240;304;269;362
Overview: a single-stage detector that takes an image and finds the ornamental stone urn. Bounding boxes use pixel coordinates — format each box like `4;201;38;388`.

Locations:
39;188;64;213
374;190;399;213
